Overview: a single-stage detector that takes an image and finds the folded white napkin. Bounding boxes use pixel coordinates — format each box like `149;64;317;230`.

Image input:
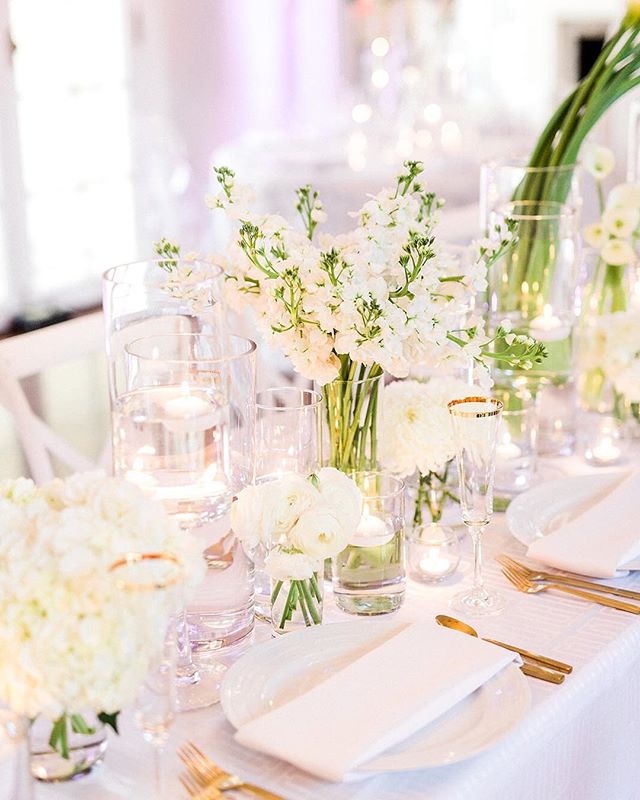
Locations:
234;622;518;781
527;470;640;578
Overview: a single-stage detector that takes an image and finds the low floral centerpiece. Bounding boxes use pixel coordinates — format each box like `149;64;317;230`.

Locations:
0;472;203;780
231;468;361;633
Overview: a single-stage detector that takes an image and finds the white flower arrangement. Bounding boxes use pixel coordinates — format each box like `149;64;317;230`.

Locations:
380;377;473;525
203;162;544;388
578;309;640;404
231;468;361;630
0;472;204;758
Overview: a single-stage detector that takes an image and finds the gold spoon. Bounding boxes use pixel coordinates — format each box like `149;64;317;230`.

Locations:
435;615;568;684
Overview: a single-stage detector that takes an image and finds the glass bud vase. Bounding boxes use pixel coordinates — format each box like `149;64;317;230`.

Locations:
319;367;384;472
270;565;324;636
30;713;108;782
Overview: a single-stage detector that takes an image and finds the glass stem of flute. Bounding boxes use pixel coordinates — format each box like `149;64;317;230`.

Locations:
469;524;487;598
177;610;195;676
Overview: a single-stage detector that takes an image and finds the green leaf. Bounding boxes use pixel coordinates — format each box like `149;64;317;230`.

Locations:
48;714;69;760
97;711;120;735
70;713;96;736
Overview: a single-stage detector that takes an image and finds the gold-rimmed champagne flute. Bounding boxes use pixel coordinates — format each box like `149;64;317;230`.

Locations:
447;397;505;616
110;552;184;799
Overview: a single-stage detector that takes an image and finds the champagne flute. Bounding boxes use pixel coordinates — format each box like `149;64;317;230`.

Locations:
447;396;505;616
110;552;184;799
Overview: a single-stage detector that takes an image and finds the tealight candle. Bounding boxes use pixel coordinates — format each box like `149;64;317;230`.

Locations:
529;304;571;342
591;435;621;465
164;392;211;419
353;504;393;547
407;523;460;584
496;436;521;461
581;414;626;467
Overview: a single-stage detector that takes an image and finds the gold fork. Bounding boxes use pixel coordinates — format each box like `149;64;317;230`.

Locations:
497;554;640;601
178;741;286;800
181;770;224;799
500;563;640;614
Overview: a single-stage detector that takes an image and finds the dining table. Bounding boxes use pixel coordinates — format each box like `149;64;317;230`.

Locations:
35;452;640;800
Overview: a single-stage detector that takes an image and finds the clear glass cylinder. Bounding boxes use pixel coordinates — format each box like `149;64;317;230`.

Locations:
270;565;324;636
491;384;538;502
480;158;581;233
488;201;579;382
332;471;405;616
320;370;384;472
112;332;256;524
102;259;225;403
0;709;33;798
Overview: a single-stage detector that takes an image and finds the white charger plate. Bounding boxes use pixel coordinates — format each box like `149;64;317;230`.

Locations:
220;620;530;774
506;472;640;570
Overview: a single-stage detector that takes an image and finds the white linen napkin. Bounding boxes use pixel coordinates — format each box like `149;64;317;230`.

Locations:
233;622;518;782
527;470;640;578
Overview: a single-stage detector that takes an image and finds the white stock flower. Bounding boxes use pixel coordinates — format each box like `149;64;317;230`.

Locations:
583;222;608;250
265;547;316;581
601;238;636;266
607;183;640;210
582;143;615;180
290;506;350;559
602;207;640;239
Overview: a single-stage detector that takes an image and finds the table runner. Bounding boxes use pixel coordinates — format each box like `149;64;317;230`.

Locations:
34;457;640;800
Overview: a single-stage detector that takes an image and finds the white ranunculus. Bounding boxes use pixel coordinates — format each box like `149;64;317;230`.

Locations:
264;547;316;581
582;143;615;180
270;474;320;537
290;506;350;559
602;207;640;239
315;468;362;534
583;222;608;250
607;182;640;210
230;483;271;548
601;238;636;266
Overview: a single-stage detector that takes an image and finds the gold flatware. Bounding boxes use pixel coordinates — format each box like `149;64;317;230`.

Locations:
181;771;224;798
435;615;565;684
500;563;640;614
178;741;286;800
435;614;572;674
497;554;640;602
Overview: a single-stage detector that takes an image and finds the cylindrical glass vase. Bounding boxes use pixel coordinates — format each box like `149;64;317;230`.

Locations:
102;259;225;404
270;565;324;636
332;471;405;616
0;708;33;798
30;713;107;783
320;368;384;472
480;158;581;234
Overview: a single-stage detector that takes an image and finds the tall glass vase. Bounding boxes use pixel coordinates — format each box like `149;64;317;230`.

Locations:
480;158;582;234
488;202;579;455
320;363;384;472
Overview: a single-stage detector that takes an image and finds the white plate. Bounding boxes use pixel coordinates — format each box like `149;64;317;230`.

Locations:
506;472;640;570
221;620;530;773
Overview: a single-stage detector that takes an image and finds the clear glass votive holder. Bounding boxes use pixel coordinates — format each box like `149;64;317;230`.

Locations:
492;387;538;502
536;377;577;456
580;413;628;467
332;472;405;616
407;523;460;584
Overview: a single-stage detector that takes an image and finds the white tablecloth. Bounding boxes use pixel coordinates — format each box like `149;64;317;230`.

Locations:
36;458;640;800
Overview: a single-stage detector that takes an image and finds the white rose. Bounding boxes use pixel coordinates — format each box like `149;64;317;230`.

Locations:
601;238;636;266
607;182;640;210
315;468;362;534
264;547;316;581
583;222;607;250
602;207;639;239
290;506;350;559
582;143;615;180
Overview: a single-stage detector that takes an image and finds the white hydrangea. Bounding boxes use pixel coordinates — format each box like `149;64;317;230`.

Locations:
380;377;475;476
0;472;204;721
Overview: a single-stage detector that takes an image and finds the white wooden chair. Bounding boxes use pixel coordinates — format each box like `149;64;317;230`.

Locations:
0;311;109;483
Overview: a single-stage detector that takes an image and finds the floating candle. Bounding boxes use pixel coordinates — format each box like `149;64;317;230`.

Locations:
529;304;571;342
